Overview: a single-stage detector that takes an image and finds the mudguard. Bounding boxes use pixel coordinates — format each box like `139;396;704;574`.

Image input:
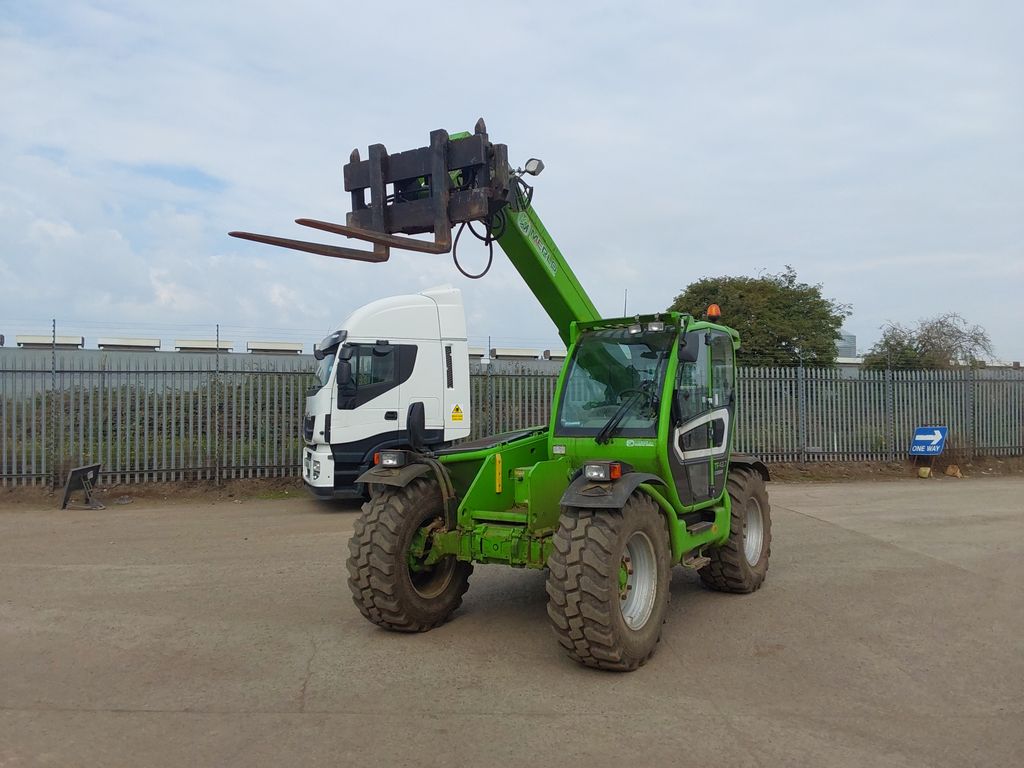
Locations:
356;462;433;489
730;453;771;482
559;471;668;510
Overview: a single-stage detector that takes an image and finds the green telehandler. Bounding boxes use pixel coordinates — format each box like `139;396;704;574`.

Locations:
231;120;772;671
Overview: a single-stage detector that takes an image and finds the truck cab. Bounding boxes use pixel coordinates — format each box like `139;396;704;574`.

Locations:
302;285;471;498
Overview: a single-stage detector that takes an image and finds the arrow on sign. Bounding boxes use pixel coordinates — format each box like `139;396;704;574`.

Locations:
914;430;943;445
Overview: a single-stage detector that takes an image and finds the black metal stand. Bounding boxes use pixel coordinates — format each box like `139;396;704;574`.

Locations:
61;463;106;510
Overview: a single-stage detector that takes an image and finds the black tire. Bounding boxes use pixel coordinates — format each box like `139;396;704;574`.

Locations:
347;476;472;632
545;492;671;671
699;467;772;593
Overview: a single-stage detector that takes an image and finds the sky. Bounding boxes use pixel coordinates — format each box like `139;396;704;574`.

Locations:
1;1;1022;359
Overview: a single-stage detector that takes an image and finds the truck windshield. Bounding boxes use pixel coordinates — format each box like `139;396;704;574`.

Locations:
555;328;674;438
315;352;336;388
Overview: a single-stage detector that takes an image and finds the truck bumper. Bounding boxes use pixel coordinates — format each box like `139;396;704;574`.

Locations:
302;444;366;500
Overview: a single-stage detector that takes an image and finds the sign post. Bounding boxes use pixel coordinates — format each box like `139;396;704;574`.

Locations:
909;426;948;477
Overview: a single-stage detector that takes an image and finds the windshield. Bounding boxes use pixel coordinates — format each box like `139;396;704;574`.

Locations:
314;349;337;388
555;328;674;438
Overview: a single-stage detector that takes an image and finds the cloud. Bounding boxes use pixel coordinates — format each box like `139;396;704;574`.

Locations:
0;1;1021;359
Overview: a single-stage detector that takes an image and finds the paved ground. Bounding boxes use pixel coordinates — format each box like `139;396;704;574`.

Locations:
1;478;1022;767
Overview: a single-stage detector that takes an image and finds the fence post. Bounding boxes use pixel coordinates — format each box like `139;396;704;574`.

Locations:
215;324;221;486
967;367;977;461
49;318;58;489
491;364;499;436
885;366;896;462
797;362;808;463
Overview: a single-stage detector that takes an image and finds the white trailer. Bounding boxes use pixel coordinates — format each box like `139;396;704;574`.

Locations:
302;286;471;499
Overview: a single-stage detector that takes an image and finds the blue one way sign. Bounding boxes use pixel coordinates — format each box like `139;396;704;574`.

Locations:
909;426;948;456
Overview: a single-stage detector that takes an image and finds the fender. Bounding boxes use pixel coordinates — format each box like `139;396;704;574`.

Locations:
356;462;433;488
730;453;770;482
559;471;668;510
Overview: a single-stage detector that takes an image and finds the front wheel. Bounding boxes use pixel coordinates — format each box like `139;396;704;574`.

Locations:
699;467;772;593
347;477;472;632
545;493;671;671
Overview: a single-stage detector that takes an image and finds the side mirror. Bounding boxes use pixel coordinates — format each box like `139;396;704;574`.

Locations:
407;401;426;452
675;339;700;364
336;359;352;387
313;345;325;361
336;359;354;409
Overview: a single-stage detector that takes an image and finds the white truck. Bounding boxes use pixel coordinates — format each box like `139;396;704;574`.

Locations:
302;285;471;499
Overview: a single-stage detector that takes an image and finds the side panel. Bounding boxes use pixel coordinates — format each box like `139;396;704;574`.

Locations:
399;339;443;429
440;339;471;441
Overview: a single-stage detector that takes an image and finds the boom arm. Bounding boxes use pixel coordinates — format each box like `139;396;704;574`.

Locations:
229;119;600;346
491;187;600;346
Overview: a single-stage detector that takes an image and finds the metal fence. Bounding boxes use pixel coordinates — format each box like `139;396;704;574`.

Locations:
1;350;313;487
2;349;1022;487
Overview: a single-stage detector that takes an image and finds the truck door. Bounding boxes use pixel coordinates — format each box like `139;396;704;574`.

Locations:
336;342;418;437
668;330;735;507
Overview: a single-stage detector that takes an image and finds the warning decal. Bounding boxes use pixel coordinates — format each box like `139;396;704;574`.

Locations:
451;404;464;422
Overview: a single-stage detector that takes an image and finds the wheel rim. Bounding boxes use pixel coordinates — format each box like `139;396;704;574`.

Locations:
408;518;456;599
410;556;456;599
619;531;657;630
744;497;764;566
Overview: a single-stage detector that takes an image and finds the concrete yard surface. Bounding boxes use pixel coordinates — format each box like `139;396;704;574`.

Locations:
1;479;1022;767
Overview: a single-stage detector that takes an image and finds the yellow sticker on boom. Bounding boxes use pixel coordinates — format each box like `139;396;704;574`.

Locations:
451;404;464;422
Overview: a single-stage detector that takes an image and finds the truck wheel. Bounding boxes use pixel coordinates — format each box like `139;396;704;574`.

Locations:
699;467;772;593
347;476;472;632
545;492;671;671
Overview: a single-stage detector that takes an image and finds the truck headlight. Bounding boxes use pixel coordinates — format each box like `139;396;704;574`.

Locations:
312;460;321;479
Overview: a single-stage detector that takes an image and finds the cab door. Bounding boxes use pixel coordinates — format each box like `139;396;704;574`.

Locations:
668;330;735;507
335;342;418;438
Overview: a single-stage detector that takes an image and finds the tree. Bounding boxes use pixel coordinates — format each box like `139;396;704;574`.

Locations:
862;313;993;370
667;267;851;367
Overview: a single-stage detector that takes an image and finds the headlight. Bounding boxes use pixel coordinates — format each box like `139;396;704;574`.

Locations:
312;460;321;479
375;450;407;468
583;461;624;482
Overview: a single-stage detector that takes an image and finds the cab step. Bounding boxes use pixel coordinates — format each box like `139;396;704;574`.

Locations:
682;553;711;570
686;521;714;535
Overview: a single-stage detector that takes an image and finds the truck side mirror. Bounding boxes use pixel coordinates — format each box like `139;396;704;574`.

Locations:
407;401;426;453
336;359;355;409
336;359;352;387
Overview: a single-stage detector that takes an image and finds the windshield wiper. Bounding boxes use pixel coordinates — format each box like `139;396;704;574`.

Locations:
594;384;653;445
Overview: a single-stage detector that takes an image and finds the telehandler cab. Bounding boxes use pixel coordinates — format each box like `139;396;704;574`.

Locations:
231;120;772;670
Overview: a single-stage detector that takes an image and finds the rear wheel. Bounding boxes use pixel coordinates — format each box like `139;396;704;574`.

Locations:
347;477;472;631
699;467;772;593
545;492;671;671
